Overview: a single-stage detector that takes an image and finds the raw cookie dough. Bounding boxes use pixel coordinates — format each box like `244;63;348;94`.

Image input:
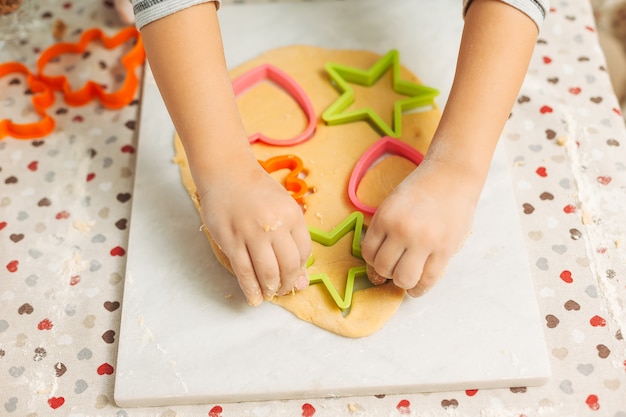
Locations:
174;45;441;338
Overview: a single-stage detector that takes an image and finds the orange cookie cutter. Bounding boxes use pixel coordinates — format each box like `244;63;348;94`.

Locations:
36;27;145;109
0;62;55;140
258;154;309;204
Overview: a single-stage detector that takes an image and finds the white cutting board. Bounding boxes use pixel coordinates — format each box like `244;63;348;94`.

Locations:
114;0;550;407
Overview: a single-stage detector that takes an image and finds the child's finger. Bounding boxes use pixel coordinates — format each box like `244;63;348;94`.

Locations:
366;263;388;285
391;247;428;291
229;248;264;306
272;236;303;296
406;253;448;297
360;226;385;265
370;237;405;280
246;242;281;301
291;221;313;269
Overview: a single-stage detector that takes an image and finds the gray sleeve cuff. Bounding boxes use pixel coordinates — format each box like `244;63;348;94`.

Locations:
132;0;221;30
463;0;550;30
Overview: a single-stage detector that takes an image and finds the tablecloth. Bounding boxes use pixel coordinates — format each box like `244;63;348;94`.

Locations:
1;0;625;416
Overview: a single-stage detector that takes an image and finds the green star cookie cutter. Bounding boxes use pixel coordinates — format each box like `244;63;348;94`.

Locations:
306;212;368;311
322;49;439;138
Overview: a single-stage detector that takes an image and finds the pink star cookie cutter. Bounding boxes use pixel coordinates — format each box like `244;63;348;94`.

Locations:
348;136;424;215
231;63;316;146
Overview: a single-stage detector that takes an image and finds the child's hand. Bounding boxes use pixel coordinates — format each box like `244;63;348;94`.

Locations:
361;159;478;297
199;161;312;306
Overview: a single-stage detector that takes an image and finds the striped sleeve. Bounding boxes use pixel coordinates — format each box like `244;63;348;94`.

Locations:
463;0;550;29
132;0;221;30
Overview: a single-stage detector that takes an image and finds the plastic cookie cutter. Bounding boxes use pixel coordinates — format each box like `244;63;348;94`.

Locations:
322;49;439;138
231;63;316;146
307;212;368;311
348;136;424;215
258;154;309;204
36;27;145;109
0;62;55;140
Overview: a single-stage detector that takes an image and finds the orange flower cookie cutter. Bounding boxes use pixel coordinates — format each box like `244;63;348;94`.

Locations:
36;27;145;109
0;62;55;140
232;63;316;146
348;136;424;215
258;154;309;204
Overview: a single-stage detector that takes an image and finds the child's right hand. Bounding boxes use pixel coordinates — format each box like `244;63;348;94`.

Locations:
198;158;312;306
138;2;313;307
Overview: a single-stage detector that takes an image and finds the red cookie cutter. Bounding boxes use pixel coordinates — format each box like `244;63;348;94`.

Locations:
232;63;316;146
348;136;424;215
0;62;55;140
258;154;309;204
36;27;145;109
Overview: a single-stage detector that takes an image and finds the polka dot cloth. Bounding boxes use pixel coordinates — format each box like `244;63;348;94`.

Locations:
1;1;625;416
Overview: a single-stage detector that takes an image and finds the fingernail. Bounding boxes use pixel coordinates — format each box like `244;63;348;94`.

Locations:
408;286;429;298
248;291;263;306
294;274;309;291
264;285;278;301
366;264;387;285
248;297;262;306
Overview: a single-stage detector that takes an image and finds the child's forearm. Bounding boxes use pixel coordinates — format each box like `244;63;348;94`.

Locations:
139;3;256;194
427;0;539;194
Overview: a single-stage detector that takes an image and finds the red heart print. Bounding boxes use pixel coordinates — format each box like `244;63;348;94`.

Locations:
465;389;478;396
396;399;411;415
589;315;606;327
560;270;573;283
48;396;65;409
0;221;6;231
121;144;135;154
70;275;81;286
597;176;612;185
302;403;315;417
86;173;96;182
301;403;316;417
28;161;39;171
568;87;581;95
6;260;18;273
110;246;126;256
38;318;54;330
542;56;552;64
535;167;547;177
97;363;114;375
585;394;600;410
563;204;576;214
55;211;71;220
208;405;223;417
539;105;553;114
613;108;622;116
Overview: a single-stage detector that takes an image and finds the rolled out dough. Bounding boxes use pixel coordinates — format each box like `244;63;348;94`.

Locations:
174;45;441;337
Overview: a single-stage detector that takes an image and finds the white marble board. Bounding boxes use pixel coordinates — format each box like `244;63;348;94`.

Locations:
114;0;550;407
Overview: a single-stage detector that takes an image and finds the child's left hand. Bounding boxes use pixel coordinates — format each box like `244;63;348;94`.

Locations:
361;158;479;297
